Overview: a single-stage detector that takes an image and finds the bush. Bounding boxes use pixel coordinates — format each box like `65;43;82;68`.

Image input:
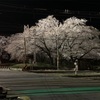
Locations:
25;63;57;70
11;63;26;68
9;63;56;70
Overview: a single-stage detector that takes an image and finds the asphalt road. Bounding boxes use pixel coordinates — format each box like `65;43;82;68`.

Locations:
0;70;100;100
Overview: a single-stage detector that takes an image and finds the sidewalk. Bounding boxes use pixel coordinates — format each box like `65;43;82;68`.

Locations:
0;68;22;71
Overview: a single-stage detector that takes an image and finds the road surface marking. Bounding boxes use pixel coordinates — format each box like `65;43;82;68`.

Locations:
16;87;100;96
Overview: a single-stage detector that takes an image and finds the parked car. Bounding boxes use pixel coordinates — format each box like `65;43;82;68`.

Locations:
0;86;31;100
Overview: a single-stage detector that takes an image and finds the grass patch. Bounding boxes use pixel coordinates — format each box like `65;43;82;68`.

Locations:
29;70;73;73
9;63;56;69
11;63;30;68
63;71;100;77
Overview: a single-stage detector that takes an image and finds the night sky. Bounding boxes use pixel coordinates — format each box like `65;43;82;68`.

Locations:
0;0;100;36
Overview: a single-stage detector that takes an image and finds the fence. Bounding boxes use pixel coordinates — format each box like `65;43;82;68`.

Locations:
0;64;10;69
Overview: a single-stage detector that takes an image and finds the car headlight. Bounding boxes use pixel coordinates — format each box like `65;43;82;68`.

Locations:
18;96;31;100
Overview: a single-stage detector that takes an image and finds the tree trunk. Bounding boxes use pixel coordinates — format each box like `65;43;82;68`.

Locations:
33;38;37;65
0;60;1;64
32;51;37;65
48;54;54;65
57;50;59;70
74;59;78;75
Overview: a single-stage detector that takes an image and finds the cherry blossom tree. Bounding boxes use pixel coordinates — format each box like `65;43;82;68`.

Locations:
60;17;100;74
0;36;8;64
5;33;24;61
35;15;64;69
5;25;38;63
5;15;100;72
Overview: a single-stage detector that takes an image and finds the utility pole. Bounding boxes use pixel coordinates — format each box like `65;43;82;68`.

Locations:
24;37;27;68
0;39;1;64
33;38;37;65
56;35;59;70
